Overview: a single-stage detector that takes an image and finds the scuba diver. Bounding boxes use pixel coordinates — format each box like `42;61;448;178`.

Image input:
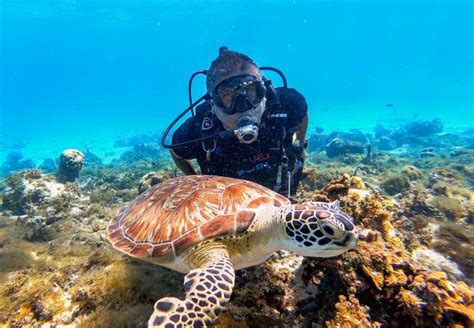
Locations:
163;46;309;197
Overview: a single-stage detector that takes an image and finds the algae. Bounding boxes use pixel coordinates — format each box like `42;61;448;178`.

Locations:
0;128;473;327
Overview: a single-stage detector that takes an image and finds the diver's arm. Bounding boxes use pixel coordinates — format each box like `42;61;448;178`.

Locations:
291;112;309;160
171;150;197;175
294;112;309;146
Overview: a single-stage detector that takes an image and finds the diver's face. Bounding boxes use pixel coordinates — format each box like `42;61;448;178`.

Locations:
213;76;266;115
212;97;266;131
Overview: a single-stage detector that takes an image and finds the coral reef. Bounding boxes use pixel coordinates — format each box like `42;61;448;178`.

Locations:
326;295;379;328
137;171;170;194
376;135;396;151
0;152;36;176
307;131;328;152
1;169;79;216
326;138;365;158
421;147;437;157
401;165;422;181
411;248;464;280
404;118;443;137
307;128;369;152
381;174;411;195
216;176;473;327
56;149;85;183
1;121;473;327
329;129;371;145
429;196;468;220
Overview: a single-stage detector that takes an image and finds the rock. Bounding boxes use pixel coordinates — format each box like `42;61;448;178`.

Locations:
327;129;370;145
420;147;437;158
449;147;474;157
326;295;375;328
411;248;464;280
325;138;365;158
307;133;329;152
404;118;443;137
56;149;84;183
428;196;468;220
2;169;78;216
1;152;36;176
376;136;396;151
381;174;411;195
401;166;422;181
439;132;462;145
390;130;408;147
138;172;165;194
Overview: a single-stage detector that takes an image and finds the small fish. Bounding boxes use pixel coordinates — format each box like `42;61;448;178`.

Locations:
386;103;394;108
414;114;419;118
323;107;329;112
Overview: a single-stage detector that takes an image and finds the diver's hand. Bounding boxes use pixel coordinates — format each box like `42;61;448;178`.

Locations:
300;148;307;160
292;140;307;160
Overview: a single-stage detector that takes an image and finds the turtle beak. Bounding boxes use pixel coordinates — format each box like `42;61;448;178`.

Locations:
333;231;358;249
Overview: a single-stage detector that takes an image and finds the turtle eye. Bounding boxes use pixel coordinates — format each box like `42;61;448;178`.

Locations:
319;221;344;240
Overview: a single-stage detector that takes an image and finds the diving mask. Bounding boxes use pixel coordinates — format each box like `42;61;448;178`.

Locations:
212;97;266;144
212;75;266;115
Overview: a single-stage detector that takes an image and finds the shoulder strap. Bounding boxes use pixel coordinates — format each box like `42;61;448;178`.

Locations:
263;78;281;110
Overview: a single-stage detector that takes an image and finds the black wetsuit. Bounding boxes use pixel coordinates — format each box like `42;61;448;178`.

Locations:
172;87;308;196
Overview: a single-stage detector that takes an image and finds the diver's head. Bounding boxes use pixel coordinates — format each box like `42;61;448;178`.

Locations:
207;47;267;136
206;46;263;97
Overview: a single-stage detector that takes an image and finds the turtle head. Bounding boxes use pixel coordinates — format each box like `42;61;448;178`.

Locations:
282;201;358;257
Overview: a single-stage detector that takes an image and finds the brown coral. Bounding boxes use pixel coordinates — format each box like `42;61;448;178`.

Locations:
429;196;468;220
381;174;411;195
1;166;473;328
326;294;380;328
308;173;364;202
305;175;474;327
401;165;422;181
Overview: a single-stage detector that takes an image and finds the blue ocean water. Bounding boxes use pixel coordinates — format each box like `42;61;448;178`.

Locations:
0;0;472;166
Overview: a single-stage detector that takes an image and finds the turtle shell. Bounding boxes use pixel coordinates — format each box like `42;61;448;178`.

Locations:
107;175;290;258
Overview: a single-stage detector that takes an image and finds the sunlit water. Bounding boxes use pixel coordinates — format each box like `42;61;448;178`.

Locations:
0;0;472;166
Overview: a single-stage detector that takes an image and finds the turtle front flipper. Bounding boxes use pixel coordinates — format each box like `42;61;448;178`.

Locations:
148;250;235;327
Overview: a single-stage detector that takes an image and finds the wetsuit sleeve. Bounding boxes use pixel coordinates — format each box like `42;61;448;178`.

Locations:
278;88;308;128
171;116;199;159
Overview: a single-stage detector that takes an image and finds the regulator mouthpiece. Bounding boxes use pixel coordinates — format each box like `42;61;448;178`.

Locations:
234;116;259;144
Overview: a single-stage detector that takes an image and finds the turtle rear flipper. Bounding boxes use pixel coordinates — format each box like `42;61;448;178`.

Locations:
148;249;235;327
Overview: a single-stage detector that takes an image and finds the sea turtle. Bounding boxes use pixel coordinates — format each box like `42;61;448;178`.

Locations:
107;175;358;327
